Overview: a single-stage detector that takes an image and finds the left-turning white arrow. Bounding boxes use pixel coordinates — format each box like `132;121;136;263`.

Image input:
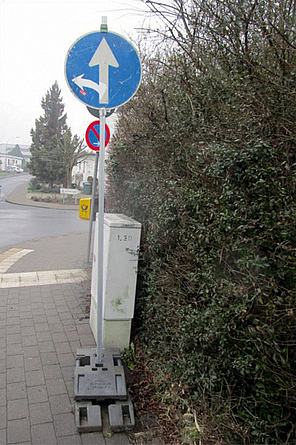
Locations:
72;74;106;98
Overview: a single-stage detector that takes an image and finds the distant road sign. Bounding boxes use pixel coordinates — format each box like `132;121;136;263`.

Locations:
85;121;110;151
60;188;80;195
65;31;142;109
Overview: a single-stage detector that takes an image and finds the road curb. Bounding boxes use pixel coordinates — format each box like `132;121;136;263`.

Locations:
5;182;80;210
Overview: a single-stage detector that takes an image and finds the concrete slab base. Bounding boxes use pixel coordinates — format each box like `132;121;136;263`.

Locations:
75;396;135;433
108;396;135;432
75;400;102;432
74;348;127;400
74;348;135;433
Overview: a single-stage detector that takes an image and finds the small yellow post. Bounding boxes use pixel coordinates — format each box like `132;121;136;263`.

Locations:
79;198;91;220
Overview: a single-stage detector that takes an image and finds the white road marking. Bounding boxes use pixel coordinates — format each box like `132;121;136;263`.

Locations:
0;248;33;273
0;269;87;288
0;248;87;288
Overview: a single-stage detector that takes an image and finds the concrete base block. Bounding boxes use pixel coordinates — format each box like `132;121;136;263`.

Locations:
74;348;127;401
75;400;102;432
108;396;135;432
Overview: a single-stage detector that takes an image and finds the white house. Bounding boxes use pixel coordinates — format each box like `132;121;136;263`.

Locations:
0;144;31;171
72;151;97;187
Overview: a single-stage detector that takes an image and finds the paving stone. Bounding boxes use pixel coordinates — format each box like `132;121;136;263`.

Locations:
65;379;74;399
0;374;6;390
34;322;50;332
6;325;21;335
6;367;25;384
22;335;37;347
7;382;27;401
47;316;61;324
48;323;64;333
29;401;52;425
37;333;53;344
46;378;67;396
6;354;24;369
52;332;68;343
0;404;6;429
23;346;40;358
0;387;6;406
26;369;45;387
43;364;63;380
31;309;45;316
6;317;20;326
27;385;48;404
24;356;42;372
81;432;106;444
8;398;29;420
7;418;30;444
46;309;59;317
80;335;96;347
21;326;36;336
55;341;72;353
20;319;33;327
33;315;47;323
57;435;83;444
70;341;81;353
40;352;59;365
7;344;23;356
20;312;33;320
49;393;72;415
0;429;7;445
31;422;56;444
56;305;70;313
59;312;73;320
38;340;55;353
58;353;75;367
54;412;77;437
66;330;79;341
60;366;74;381
6;334;21;345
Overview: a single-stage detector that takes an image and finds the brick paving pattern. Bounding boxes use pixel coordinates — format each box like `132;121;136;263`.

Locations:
0;232;130;445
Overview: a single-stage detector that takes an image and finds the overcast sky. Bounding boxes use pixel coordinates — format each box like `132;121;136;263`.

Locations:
0;0;152;147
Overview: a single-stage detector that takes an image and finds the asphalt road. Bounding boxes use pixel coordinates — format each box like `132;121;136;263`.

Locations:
0;174;88;250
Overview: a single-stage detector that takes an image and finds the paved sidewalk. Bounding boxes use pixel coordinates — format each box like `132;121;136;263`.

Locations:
0;233;131;444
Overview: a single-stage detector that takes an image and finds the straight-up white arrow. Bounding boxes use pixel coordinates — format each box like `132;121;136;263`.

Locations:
89;38;119;104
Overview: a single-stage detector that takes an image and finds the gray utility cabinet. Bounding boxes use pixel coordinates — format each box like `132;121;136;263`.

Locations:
90;213;141;351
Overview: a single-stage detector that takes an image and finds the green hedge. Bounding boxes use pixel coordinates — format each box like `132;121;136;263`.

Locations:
106;1;296;439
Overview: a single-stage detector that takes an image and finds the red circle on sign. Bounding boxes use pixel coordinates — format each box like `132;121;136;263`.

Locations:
85;121;110;151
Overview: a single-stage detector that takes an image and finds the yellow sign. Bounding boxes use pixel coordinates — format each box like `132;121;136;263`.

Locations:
79;198;91;220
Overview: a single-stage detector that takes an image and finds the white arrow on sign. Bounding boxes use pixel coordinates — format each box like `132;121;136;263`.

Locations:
72;74;106;98
89;38;119;104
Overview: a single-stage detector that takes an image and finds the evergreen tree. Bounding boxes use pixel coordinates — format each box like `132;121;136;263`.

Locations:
58;129;88;188
28;81;85;188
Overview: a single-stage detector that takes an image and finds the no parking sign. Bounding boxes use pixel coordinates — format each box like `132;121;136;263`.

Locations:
85;120;110;151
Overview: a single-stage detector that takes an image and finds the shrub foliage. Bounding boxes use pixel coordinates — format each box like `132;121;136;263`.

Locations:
106;0;296;442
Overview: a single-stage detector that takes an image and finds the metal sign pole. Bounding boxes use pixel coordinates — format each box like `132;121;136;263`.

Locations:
96;107;106;364
86;151;99;263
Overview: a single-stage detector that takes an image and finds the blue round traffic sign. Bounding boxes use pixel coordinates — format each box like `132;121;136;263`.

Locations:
65;31;142;109
85;121;110;151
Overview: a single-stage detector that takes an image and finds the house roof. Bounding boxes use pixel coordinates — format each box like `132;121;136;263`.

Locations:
0;144;31;158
